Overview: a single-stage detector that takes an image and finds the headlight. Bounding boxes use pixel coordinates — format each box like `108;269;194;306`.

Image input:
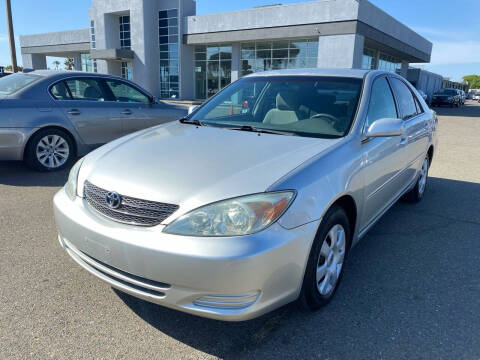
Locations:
164;191;296;237
65;157;84;201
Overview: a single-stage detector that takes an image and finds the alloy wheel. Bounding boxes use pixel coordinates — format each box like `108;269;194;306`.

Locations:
35;135;70;169
316;224;346;296
418;157;429;196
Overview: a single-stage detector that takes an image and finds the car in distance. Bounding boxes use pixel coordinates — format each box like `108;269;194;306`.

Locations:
0;71;187;171
54;69;437;321
431;88;461;107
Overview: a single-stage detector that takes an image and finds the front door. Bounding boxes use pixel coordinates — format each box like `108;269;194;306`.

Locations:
103;78;154;135
360;76;406;230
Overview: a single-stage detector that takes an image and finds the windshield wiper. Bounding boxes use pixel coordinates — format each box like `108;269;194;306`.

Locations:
223;125;296;136
179;117;205;126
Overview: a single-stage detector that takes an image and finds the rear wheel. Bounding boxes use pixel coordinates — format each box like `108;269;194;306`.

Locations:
403;156;429;203
299;205;351;310
25;128;75;172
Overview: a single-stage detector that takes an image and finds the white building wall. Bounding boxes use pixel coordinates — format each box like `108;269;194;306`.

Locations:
317;34;365;69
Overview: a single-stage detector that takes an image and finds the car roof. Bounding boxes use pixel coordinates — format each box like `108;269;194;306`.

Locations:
244;68;373;79
25;70;123;82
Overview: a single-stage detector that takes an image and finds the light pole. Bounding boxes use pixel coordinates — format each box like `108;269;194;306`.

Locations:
5;0;18;72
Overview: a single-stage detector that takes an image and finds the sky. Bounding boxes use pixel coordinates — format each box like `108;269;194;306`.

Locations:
0;0;478;81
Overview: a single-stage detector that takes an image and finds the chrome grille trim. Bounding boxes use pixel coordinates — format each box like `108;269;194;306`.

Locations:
83;181;179;227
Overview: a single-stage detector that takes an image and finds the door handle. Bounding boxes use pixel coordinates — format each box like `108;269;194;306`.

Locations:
121;109;132;115
68;109;81;115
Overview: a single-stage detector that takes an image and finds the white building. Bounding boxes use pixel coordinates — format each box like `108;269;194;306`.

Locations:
20;0;433;100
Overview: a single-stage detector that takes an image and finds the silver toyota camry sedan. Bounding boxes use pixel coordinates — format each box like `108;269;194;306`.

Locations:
0;71;186;171
54;69;437;321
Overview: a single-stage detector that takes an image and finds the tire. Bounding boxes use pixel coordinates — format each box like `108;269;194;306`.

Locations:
403;156;429;203
298;205;351;311
24;128;75;172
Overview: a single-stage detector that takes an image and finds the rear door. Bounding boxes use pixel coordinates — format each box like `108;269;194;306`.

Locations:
52;77;124;145
389;77;429;186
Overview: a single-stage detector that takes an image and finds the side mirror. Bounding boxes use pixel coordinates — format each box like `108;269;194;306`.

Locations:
365;118;405;138
188;105;199;115
150;96;159;104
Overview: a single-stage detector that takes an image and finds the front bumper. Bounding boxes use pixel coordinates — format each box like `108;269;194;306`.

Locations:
0;128;36;160
53;188;318;321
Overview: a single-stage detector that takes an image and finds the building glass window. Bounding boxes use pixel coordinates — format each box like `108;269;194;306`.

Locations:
377;52;402;74
194;45;232;100
240;39;318;76
81;53;93;72
362;47;377;70
121;62;132;80
93;59;98;73
159;9;179;98
120;15;131;50
90;20;96;49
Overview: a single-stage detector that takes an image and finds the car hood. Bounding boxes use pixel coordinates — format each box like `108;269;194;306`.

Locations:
79;121;341;221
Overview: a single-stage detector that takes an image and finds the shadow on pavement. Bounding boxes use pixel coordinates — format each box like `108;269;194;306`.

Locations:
0;161;71;187
116;176;480;358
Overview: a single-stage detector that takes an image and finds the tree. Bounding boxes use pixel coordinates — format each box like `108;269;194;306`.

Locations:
64;58;74;71
52;60;61;70
5;65;23;72
462;75;480;89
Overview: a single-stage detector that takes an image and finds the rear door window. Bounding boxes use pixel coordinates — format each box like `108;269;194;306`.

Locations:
390;78;418;120
50;81;72;100
65;78;108;101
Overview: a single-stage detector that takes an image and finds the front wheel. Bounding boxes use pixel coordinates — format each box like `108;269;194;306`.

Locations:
403;156;429;203
24;128;75;172
299;205;351;310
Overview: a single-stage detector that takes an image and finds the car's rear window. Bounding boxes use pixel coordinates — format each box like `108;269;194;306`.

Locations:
0;73;40;95
435;89;457;96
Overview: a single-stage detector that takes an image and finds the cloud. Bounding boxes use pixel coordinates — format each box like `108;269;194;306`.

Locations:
430;41;480;65
0;34;8;42
412;26;473;42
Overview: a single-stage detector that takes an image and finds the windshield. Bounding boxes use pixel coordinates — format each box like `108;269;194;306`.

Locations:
435;89;457;96
190;76;363;139
0;73;40;95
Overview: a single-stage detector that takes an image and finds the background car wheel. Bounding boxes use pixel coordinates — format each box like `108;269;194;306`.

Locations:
25;128;75;172
403;156;429;203
299;205;351;311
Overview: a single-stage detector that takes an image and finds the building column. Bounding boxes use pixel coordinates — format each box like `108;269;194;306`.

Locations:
317;34;365;69
72;53;82;71
22;53;47;70
400;61;409;78
231;43;241;82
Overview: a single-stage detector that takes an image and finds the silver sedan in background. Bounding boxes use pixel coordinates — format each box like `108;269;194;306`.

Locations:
0;71;186;171
54;69;437;321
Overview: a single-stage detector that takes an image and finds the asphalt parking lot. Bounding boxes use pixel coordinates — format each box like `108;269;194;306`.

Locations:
1;102;479;359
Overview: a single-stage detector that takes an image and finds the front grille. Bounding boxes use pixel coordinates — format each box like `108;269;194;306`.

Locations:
83;180;179;227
